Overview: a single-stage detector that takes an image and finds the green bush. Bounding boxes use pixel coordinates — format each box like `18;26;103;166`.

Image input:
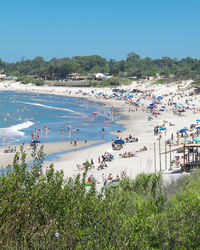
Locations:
17;76;33;84
33;78;45;86
1;145;200;248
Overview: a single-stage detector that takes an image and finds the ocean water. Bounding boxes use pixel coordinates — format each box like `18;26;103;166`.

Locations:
0;91;124;147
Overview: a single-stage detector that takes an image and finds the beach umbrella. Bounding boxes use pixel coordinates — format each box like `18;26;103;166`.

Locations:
193;138;200;142
159;127;166;130
196;127;200;129
185;140;192;143
180;128;188;133
114;139;125;145
181;140;192;144
159;109;164;111
196;119;200;122
32;140;41;144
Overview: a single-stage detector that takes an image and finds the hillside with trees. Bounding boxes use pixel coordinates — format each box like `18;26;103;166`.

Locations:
1;53;200;80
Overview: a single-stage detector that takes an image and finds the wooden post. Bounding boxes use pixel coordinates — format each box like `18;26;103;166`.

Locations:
165;141;167;170
183;144;186;166
159;138;161;171
169;143;172;170
154;142;156;173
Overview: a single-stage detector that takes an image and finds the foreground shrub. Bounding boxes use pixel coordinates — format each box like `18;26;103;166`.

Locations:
1;145;200;248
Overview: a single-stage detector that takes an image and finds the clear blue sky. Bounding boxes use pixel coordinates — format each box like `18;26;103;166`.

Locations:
1;0;200;62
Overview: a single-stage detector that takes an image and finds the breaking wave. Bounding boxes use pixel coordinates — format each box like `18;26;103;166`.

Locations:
16;101;81;115
0;121;34;140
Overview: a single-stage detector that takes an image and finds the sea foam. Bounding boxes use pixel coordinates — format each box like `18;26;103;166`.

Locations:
0;121;34;139
16;101;81;115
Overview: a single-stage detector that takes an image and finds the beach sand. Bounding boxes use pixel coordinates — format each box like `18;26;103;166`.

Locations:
0;140;102;168
0;79;199;187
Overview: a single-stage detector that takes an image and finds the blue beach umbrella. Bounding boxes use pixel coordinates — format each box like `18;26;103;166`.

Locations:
114;139;125;145
196;119;200;122
159;127;166;130
180;128;188;133
193;138;200;142
32;140;41;144
196;127;200;130
181;140;192;144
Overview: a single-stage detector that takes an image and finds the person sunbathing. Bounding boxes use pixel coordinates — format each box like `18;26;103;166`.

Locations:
137;146;147;152
97;162;108;170
121;171;126;178
77;164;85;170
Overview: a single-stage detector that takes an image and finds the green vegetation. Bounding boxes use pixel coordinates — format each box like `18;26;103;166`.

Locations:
89;77;130;87
17;75;33;84
33;78;45;86
16;76;45;85
192;78;200;85
1;145;200;248
155;79;167;84
1;52;200;80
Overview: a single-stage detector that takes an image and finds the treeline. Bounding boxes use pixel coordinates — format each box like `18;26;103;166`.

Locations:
1;52;200;79
1;145;200;248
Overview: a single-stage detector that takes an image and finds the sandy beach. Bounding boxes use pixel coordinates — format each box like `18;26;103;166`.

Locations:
0;140;102;169
0;79;199;186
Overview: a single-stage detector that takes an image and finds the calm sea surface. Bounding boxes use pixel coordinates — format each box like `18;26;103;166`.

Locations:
0;91;123;147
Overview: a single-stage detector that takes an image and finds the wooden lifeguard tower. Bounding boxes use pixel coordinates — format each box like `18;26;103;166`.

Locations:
181;144;200;171
161;144;200;171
